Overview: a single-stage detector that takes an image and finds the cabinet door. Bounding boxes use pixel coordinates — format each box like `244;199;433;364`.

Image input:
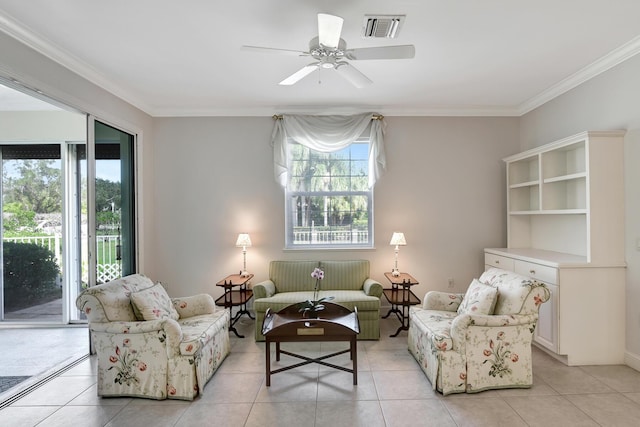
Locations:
534;281;558;353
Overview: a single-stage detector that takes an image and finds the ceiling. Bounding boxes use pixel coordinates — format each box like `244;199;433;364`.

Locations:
1;0;640;117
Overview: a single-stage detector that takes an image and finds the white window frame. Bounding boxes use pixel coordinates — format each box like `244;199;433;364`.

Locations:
284;138;374;249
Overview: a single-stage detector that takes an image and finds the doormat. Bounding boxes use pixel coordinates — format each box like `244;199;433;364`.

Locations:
0;376;30;393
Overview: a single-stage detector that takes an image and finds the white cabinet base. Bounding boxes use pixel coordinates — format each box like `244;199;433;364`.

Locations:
485;248;625;366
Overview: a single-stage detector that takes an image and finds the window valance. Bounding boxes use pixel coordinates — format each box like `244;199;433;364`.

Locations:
271;113;386;188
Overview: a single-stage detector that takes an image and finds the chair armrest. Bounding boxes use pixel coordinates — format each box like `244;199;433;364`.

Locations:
363;278;383;297
172;294;216;318
90;319;183;357
450;313;539;351
253;280;276;299
424;291;464;311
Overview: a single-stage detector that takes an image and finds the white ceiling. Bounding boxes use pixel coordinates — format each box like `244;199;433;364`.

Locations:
1;0;640;117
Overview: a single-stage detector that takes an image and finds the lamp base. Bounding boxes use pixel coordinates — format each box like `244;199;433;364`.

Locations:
240;270;250;277
391;268;400;277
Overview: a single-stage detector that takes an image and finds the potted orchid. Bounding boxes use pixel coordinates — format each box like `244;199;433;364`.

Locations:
298;267;334;318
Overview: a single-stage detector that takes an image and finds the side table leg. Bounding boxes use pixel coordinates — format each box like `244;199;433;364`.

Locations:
352;337;358;385
266;340;271;387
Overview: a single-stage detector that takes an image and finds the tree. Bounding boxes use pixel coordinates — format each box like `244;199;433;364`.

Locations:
2;202;37;236
2;159;61;213
95;178;121;232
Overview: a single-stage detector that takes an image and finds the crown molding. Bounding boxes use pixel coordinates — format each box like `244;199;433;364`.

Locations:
150;105;522;117
517;35;640;115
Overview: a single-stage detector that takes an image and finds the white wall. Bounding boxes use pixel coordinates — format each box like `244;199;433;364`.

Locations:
520;53;640;368
151;116;519;301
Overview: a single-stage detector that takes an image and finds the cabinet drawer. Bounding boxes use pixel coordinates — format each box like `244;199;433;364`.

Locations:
484;253;515;271
514;260;557;284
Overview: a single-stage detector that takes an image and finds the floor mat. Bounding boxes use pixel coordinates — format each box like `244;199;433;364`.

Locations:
0;376;31;393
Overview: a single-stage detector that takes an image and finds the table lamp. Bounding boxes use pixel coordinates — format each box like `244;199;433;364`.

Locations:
389;232;406;276
236;233;252;277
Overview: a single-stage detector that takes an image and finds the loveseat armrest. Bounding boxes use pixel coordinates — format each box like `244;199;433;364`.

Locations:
253;280;276;299
424;291;464;311
172;294;216;318
89;318;183;357
363;278;383;297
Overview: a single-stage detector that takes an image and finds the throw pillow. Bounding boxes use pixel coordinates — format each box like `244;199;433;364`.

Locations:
457;279;498;315
130;282;179;321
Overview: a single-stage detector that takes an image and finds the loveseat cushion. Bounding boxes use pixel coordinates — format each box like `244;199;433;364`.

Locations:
270;260;319;293
320;260;370;291
131;282;180;321
253;290;380;312
457;279;498;315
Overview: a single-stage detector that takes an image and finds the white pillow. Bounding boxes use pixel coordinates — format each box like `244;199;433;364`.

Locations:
457;279;498;315
130;282;179;321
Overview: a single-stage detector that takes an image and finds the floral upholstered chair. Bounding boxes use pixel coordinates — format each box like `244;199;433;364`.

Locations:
76;274;230;400
408;267;550;395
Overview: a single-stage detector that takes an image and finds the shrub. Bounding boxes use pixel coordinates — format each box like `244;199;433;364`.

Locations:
3;241;61;311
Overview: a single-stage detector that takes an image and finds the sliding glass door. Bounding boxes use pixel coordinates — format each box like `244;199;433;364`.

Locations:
0;85;137;323
1;144;64;321
92;120;136;285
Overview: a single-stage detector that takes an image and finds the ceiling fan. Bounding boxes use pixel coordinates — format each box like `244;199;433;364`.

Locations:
241;13;415;88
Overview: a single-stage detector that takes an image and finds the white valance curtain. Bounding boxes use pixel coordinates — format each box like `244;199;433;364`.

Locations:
271;113;386;188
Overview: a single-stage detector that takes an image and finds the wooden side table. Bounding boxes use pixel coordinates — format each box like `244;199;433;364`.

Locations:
215;273;254;338
382;272;421;337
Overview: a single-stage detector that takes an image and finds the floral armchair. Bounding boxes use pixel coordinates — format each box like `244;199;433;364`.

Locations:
408;267;550;395
76;274;230;400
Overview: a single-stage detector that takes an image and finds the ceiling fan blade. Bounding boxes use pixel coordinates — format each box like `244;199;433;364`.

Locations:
317;13;343;48
346;45;415;60
335;63;372;88
241;45;308;56
279;64;318;85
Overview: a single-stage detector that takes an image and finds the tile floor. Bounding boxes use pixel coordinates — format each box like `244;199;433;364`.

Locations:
2;315;640;426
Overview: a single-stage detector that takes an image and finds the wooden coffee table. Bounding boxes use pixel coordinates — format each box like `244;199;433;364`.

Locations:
261;302;360;386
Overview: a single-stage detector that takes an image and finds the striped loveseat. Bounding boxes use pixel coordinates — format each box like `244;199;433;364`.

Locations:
252;260;383;341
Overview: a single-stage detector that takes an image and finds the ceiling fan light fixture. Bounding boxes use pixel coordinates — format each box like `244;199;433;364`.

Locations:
318;13;344;48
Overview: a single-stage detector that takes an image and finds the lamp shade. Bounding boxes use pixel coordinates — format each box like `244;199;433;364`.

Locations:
389;232;406;246
235;233;252;247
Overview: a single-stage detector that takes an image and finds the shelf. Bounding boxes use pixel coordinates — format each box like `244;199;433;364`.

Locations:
543;172;586;184
509;180;540;189
509;209;587;215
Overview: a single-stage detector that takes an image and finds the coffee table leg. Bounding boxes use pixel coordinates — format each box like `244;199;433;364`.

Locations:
266;340;271;387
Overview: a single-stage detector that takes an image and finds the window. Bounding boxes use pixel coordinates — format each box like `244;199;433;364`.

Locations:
285;138;373;249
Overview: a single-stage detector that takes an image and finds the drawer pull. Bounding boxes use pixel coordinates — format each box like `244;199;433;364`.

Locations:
529;269;536;275
495;260;500;264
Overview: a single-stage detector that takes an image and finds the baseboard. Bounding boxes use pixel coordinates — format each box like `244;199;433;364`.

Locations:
625;350;640;372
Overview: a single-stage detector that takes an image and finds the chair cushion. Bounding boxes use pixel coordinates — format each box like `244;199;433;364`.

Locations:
130;282;179;321
457;279;498;315
410;307;458;351
178;311;228;356
479;268;548;315
75;274;155;322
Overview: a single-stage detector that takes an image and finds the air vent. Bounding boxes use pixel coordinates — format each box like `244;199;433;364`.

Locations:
362;15;405;38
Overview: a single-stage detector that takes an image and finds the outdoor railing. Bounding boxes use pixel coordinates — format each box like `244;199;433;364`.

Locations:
292;229;369;244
